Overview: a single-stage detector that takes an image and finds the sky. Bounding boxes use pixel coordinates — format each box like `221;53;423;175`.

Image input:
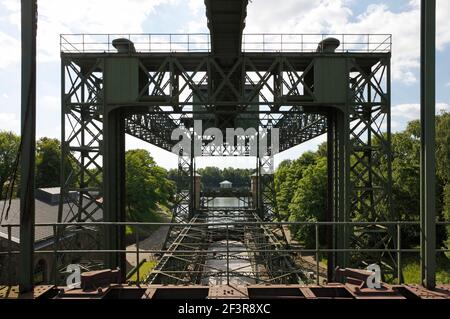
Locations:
0;0;449;170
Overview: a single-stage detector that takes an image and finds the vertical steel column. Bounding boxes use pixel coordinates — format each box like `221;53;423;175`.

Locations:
19;0;37;293
420;0;436;289
256;130;263;218
336;109;349;269
103;109;126;278
326;111;335;281
189;131;195;219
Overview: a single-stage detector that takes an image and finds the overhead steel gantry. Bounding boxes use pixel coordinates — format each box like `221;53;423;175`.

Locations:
55;0;399;286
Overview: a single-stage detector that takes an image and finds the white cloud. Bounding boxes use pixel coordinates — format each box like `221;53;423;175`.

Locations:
392;103;421;121
391;102;450;131
39;95;59;111
2;0;177;63
2;0;449;82
0;31;20;69
245;0;351;34
0;112;19;132
392;102;450;120
245;0;450;85
437;103;450;114
446;82;450;88
436;0;450;50
187;0;204;16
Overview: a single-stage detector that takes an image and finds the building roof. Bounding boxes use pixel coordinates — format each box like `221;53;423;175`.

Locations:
37;187;62;195
0;198;101;245
219;180;232;185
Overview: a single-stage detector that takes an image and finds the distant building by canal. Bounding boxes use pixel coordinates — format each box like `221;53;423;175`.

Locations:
219;180;232;189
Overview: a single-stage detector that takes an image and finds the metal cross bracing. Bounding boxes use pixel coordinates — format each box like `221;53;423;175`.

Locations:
57;48;393;284
146;209;306;285
9;0;442;296
53;0;398;286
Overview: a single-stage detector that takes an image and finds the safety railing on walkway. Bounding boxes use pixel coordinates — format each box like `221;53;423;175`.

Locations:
242;34;392;53
1;220;447;286
60;33;392;53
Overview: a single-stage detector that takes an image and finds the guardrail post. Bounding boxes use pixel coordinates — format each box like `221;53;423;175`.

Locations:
226;224;230;285
7;226;12;286
136;228;140;284
315;223;320;285
53;224;57;285
397;223;402;284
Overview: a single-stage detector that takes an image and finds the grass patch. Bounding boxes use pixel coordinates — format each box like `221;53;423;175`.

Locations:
126;204;172;237
402;254;450;284
127;260;158;283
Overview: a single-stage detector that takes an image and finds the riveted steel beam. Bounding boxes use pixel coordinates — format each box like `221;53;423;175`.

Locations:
19;0;37;293
420;0;436;290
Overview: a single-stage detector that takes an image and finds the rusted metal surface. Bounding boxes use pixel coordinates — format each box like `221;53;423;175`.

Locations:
335;267;373;283
397;284;450;299
334;267;406;299
80;268;121;291
3;283;450;299
208;285;249;299
0;285;20;299
55;286;111;299
346;283;405;300
0;285;54;299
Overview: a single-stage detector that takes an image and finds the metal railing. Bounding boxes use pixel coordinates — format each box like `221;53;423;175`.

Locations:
1;220;448;287
60;33;211;53
242;33;392;53
60;33;392;53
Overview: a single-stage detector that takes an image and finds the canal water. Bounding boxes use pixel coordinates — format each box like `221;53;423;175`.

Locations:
205;197;249;208
201;197;256;285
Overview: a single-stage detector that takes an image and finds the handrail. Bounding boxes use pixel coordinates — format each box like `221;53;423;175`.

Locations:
0;219;448;285
60;33;392;54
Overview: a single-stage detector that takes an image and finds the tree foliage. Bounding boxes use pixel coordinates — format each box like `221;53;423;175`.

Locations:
36;137;61;188
193;167;252;189
288;157;327;248
125;149;174;222
0;131;20;199
274;112;450;250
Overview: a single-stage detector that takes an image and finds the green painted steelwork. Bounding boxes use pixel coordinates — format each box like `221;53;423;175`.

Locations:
420;0;436;289
54;0;396;285
19;0;37;293
12;0;440;293
57;51;393;283
104;58;139;104
314;57;347;104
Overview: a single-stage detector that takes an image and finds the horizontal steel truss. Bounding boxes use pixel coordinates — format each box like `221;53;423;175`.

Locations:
59;51;392;281
60;53;391;153
146;209;306;285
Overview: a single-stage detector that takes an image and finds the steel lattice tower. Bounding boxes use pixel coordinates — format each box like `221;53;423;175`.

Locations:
56;0;396;285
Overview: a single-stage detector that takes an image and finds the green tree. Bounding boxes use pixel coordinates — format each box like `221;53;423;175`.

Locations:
436;112;450;248
125;149;174;222
288;157;327;248
0;131;20;199
197;167;252;189
274;152;318;220
35;137;61;188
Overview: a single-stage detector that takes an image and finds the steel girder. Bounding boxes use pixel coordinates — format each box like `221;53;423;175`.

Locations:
420;0;436;289
146;210;306;285
331;57;394;280
59;50;392;283
205;0;248;59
